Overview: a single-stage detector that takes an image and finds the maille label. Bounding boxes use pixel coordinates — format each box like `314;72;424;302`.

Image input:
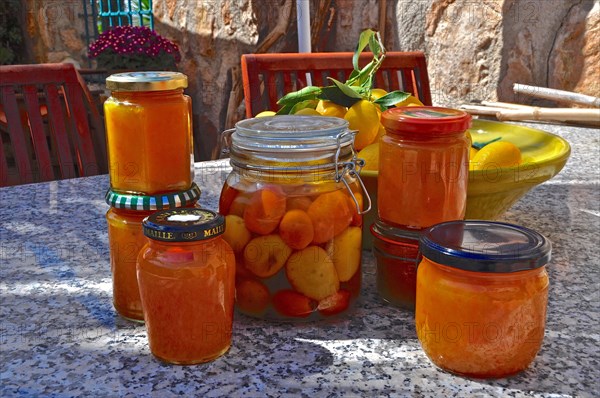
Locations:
203;224;225;238
143;209;225;242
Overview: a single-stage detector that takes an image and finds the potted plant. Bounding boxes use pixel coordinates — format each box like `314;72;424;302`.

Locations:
88;26;181;71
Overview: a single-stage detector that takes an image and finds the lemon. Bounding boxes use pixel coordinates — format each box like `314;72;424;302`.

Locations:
376;123;386;140
316;100;347;118
344;100;380;150
357;142;379;171
294;108;321;116
370;88;388;101
469;147;479;160
395;95;424;107
470;141;522;170
256;110;276;117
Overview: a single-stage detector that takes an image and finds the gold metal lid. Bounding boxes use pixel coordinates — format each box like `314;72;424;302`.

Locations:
106;71;188;92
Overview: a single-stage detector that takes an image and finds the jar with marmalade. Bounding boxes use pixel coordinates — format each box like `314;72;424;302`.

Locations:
219;116;370;321
379;107;471;230
105;184;201;322
416;221;551;378
137;209;235;365
104;72;194;195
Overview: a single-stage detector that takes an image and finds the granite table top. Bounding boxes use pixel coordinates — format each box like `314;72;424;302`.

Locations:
1;121;598;397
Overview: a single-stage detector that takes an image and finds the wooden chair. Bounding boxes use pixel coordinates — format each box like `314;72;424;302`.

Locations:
241;51;432;118
0;63;107;187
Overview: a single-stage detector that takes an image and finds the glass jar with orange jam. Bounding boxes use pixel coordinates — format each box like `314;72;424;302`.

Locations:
219;116;370;321
105;184;201;322
370;220;420;310
379;107;471;230
415;220;551;378
104;72;194;195
137;209;235;365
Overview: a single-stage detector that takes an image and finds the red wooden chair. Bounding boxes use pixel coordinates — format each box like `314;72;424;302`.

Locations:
0;63;107;187
241;51;432;118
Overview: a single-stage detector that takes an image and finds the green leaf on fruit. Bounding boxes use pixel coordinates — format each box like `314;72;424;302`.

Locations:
289;99;318;114
374;90;411;107
471;136;502;150
277;86;322;105
353;29;376;70
327;78;363;99
320;86;361;108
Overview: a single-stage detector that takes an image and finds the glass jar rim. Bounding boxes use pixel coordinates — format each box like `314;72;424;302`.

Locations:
419;220;551;273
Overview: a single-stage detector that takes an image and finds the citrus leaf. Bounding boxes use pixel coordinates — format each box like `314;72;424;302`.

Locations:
289;99;318;114
368;33;383;59
374;90;411;107
276;103;294;115
353;29;376;70
471;136;502;150
328;77;363;99
320;86;361;108
277;86;321;105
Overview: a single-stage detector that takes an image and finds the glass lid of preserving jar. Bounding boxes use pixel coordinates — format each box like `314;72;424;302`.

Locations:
106;71;188;92
419;220;552;273
230;115;355;167
228;115;371;213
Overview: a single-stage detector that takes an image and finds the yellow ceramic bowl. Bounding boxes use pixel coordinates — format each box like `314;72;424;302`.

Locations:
360;120;571;248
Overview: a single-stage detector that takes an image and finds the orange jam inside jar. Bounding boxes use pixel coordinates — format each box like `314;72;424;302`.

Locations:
415;221;551;378
370;220;420;310
379;107;471;230
104;72;194;195
219;116;370;321
137;209;235;365
105;184;201;322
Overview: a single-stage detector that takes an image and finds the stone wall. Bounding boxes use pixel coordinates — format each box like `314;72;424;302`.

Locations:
21;0;599;160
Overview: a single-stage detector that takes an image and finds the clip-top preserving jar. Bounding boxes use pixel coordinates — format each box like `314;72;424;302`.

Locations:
137;208;235;365
105;183;201;322
379;107;471;230
105;72;193;195
219;115;370;321
415;220;551;378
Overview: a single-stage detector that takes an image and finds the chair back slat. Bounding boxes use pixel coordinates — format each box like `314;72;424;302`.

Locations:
0;132;9;184
0;63;106;186
241;52;432;117
1;86;33;184
44;84;77;179
64;83;98;176
23;85;54;181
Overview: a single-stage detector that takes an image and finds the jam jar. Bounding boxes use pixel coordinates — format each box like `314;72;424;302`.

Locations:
415;220;551;378
219;115;370;321
137;209;235;365
104;72;194;195
105;183;201;322
379;107;471;230
370;220;420;310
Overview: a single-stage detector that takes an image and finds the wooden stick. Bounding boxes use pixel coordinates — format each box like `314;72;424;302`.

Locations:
460;104;500;116
481;101;534;110
496;107;600;123
513;84;600;107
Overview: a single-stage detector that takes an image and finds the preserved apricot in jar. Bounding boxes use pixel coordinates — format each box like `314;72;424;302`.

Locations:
220;115;370;321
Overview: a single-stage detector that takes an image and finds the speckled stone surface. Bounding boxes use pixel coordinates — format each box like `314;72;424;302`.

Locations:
1;122;598;397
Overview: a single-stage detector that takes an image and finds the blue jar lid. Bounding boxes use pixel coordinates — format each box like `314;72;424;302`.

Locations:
419;221;551;273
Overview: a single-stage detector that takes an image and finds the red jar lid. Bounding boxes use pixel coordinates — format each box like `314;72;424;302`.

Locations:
381;106;471;135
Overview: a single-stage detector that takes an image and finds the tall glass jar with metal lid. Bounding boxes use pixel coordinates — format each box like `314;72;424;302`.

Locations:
219;115;370;321
104;71;194;195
